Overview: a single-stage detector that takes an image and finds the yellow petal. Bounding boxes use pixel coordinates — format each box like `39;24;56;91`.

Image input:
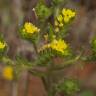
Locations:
55;27;59;32
3;66;13;80
55;20;59;26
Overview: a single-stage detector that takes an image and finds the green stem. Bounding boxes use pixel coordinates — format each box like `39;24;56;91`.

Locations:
29;55;81;76
42;62;57;96
32;42;38;55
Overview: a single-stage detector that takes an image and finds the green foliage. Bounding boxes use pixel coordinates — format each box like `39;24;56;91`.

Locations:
56;79;80;95
1;1;94;96
47;23;54;42
91;37;96;53
56;24;70;39
37;48;53;66
35;0;52;22
0;33;4;41
89;37;96;60
52;0;64;6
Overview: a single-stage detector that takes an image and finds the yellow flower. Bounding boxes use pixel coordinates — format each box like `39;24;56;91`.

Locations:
39;39;68;54
0;41;6;49
23;22;40;34
50;39;68;53
62;8;76;23
3;66;13;80
57;15;63;22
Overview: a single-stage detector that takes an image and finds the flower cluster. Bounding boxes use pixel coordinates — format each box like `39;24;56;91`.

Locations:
55;8;76;32
19;22;40;42
2;66;13;80
23;22;40;34
39;39;68;55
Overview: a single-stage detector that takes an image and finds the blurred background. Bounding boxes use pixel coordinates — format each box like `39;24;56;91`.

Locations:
0;0;96;96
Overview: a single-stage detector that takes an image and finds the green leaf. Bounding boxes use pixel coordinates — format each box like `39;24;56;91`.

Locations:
47;23;54;42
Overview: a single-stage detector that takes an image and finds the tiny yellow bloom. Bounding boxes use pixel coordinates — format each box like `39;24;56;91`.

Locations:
38;44;50;52
57;15;63;22
64;16;70;23
55;20;59;26
66;9;75;18
59;23;64;27
62;8;76;23
0;41;6;49
3;66;13;80
62;8;66;15
44;34;48;41
52;35;56;39
55;27;59;32
22;29;26;32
